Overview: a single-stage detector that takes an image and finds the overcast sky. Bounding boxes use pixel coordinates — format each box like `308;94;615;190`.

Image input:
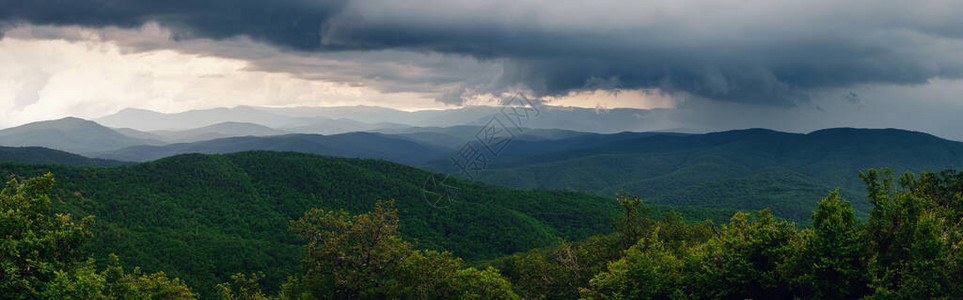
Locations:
1;0;962;139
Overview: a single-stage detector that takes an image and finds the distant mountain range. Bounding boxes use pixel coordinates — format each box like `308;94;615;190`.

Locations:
95;105;682;134
147;122;289;143
446;128;963;222
94;132;448;164
0;117;163;154
2;109;962;225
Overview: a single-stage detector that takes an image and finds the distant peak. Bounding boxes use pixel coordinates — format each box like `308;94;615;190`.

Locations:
45;117;98;125
708;128;791;136
112;108;165;115
201;121;272;128
231;105;260;111
808;127;925;136
56;116;86;121
807;127;949;140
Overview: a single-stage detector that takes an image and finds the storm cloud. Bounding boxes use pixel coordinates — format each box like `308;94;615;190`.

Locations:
0;0;347;50
2;0;963;104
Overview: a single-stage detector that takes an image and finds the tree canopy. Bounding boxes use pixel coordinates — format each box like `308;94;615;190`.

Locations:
4;164;963;299
0;173;195;299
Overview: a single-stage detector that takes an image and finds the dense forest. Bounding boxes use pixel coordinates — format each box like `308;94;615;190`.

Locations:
0;152;731;298
3;153;962;298
462;128;963;223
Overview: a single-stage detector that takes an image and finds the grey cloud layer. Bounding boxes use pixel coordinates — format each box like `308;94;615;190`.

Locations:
0;0;347;50
3;0;962;104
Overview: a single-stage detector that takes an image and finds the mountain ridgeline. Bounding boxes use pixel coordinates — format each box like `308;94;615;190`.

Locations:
93;132;449;164
95;105;676;134
2;112;962;226
451;128;963;222
0;117;163;155
0;145;126;167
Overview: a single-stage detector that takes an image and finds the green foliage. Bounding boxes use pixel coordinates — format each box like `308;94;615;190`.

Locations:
614;193;653;248
0;151;633;298
445;266;518;300
583;232;689;300
574;168;963;299
9;150;963;299
387;250;463;298
0;173;195;299
472;128;963;223
0;146;125;167
0;151;731;298
215;272;270;300
693;210;803;299
1;173;97;298
801;190;868;298
102;255;196;300
284;200;410;299
487;235;623;300
489;199;715;300
860;168;963;298
281;200;518;299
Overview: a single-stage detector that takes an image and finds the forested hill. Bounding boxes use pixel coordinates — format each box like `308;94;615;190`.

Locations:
0;145;126;167
457;128;963;222
94;132;448;164
0;151;732;298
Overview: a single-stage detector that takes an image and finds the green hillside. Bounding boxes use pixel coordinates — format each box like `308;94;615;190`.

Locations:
94;132;448;164
0;145;127;167
6;166;962;299
462;128;963;222
0;151;731;297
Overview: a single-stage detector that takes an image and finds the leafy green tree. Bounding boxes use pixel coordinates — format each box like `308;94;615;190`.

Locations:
799;190;868;298
583;228;688;299
102;254;196;299
1;173;99;298
860;169;963;298
215;272;271;300
388;249;518;299
446;266;518;300
1;173;195;299
614;193;653;248
500;195;714;299
386;249;462;298
586;209;803;299
685;210;802;299
283;200;409;299
282;200;518;299
494;236;622;300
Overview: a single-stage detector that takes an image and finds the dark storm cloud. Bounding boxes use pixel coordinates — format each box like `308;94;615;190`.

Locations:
0;0;347;50
317;0;963;104
2;0;963;104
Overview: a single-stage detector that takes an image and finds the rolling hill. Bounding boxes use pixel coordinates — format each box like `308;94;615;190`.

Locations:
447;128;963;222
148;121;289;143
0;145;126;167
0;151;734;297
95;105;683;134
79;122;963;224
0;117;163;154
94;126;673;165
96;107;300;131
93;132;450;164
